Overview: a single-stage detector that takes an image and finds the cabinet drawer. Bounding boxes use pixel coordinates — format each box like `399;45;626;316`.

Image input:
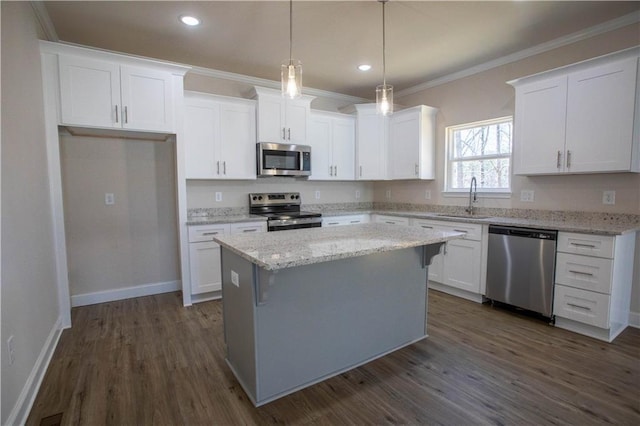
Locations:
554;285;610;329
555;252;613;294
557;232;614;258
374;215;410;226
230;222;266;235
411;219;447;231
415;220;482;241
188;224;229;242
323;214;370;227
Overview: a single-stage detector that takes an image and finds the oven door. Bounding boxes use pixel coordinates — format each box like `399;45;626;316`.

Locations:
268;217;322;231
257;142;311;176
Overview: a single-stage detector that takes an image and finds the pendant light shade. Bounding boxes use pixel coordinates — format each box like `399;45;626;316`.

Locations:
282;0;302;99
376;0;393;115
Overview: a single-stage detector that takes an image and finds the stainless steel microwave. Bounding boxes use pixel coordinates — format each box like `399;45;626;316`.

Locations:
257;142;311;177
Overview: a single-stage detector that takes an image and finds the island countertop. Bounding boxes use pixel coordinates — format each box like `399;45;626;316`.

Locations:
213;223;464;271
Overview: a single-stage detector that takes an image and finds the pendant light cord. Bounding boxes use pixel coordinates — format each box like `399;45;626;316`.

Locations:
382;0;386;86
289;0;293;65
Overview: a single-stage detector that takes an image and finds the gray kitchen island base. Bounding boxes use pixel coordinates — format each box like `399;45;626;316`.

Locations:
221;244;442;406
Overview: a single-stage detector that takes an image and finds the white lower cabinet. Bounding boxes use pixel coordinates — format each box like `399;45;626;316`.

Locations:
322;214;370;227
553;231;636;342
412;218;486;303
372;214;410;226
188;221;266;300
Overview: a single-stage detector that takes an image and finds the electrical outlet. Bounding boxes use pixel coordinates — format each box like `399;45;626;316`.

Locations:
231;270;239;287
355;190;361;199
215;192;222;202
386;190;391;200
7;335;15;366
602;190;616;205
520;190;535;202
315;190;321;200
104;193;115;205
425;190;431;200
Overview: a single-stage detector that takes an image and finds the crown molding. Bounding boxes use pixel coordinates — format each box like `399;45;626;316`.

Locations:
396;10;640;98
188;65;368;104
30;1;58;41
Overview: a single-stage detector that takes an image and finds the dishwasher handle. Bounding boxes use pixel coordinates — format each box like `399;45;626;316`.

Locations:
489;225;557;240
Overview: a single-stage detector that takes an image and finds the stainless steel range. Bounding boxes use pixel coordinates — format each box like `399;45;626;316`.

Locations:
249;192;322;231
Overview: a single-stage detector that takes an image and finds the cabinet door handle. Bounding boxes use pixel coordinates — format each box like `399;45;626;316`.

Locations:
567;302;591;311
421;225;433;229
334;165;337;176
570;242;596;248
329;166;333;176
242;229;257;233
415;164;419;175
288;128;291;140
453;229;468;233
202;231;220;236
385;221;396;225
115;105;119;123
217;161;220;174
359;165;363;177
569;270;594;277
566;150;571;168
282;128;286;140
124;106;128;124
327;222;339;226
223;161;226;175
349;220;360;224
557;150;562;168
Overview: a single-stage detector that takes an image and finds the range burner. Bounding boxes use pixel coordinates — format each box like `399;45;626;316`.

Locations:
249;192;322;232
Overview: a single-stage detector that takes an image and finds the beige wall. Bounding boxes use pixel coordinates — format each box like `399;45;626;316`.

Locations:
385;23;640;215
1;2;61;423
187;179;374;209
60;135;179;297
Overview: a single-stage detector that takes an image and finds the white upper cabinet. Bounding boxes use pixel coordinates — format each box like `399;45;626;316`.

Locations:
388;105;437;180
59;54;177;133
308;111;355;180
510;48;640;175
355;104;388;180
184;92;257;180
253;87;314;145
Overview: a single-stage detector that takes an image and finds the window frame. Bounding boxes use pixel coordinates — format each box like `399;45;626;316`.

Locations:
444;116;513;195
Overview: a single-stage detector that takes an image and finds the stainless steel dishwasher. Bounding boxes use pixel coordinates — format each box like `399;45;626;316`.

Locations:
486;225;558;318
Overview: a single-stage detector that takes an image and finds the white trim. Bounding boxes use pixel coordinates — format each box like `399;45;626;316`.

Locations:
188;65;369;104
428;283;484;304
396;11;640;98
30;1;58;41
629;311;640;328
4;317;63;426
70;280;181;307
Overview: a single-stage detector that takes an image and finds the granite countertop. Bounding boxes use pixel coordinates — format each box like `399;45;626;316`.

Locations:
186;214;267;226
213;223;464;271
187;206;639;236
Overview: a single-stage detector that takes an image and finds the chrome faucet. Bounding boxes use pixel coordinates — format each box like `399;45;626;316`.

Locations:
466;176;477;215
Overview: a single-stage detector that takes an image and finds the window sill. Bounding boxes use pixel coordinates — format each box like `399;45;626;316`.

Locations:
442;191;512;199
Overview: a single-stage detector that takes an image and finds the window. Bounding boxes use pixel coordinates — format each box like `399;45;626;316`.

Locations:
445;117;512;193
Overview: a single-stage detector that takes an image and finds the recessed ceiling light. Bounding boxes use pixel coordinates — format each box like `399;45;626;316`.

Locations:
358;64;372;72
179;15;200;26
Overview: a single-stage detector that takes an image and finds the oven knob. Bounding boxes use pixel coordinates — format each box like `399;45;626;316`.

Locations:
295;195;299;199
252;196;257;201
290;195;295;200
258;196;263;200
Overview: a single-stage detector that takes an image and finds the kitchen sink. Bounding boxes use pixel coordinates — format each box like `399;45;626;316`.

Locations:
434;214;491;220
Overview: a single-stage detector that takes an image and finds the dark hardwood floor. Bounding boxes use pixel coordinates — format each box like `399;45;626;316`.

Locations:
27;289;640;425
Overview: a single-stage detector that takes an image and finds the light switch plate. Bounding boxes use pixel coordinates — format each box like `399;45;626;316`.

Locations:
602;190;616;205
520;190;534;202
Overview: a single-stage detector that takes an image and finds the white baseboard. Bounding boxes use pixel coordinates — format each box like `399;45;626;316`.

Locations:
71;280;180;307
5;316;63;426
629;310;640;328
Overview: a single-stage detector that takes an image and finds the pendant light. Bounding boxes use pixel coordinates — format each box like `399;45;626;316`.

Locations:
282;0;302;99
376;0;393;115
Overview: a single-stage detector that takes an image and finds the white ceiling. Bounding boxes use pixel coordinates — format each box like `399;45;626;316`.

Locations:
43;1;640;99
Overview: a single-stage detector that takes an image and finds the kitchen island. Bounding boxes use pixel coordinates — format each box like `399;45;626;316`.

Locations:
214;223;463;406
